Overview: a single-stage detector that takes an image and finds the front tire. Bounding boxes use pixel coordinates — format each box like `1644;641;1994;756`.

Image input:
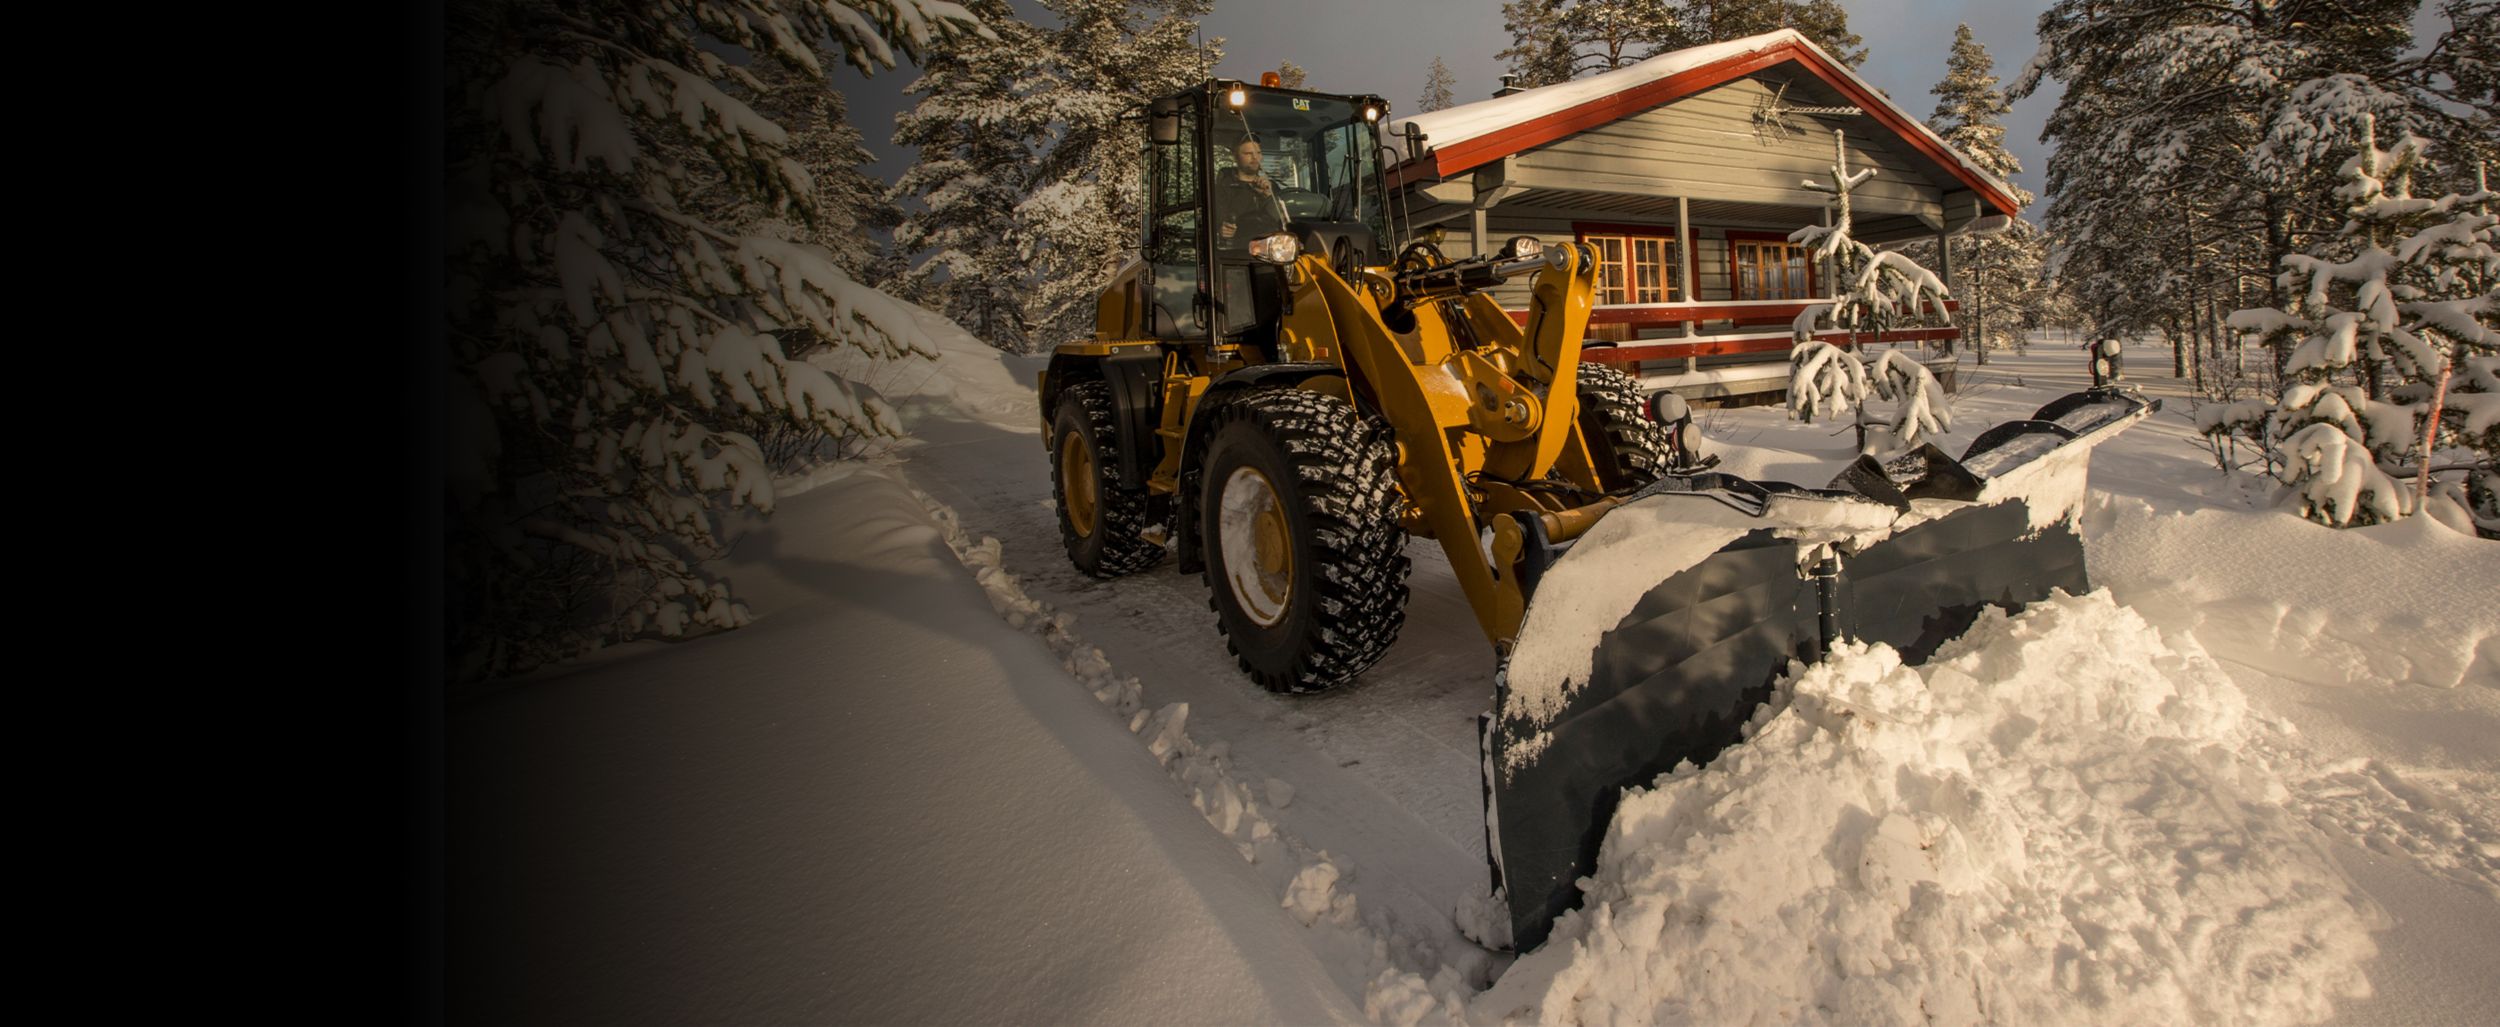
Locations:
1197;389;1410;693
1051;380;1163;577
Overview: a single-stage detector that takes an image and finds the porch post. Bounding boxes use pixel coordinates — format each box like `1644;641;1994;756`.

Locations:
1676;196;1694;304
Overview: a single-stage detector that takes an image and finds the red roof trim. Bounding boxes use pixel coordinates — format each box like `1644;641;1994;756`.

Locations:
1391;40;2021;216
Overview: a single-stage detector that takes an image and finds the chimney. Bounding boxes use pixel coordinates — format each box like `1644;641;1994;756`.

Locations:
1494;73;1523;97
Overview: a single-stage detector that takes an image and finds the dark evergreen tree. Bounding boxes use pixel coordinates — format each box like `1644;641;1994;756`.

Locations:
1499;0;1579;88
1420;55;1458;112
1665;0;1866;67
1922;23;2041;365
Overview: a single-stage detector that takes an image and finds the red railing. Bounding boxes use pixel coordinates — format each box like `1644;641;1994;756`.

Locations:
1580;328;1959;366
1500;298;1961;366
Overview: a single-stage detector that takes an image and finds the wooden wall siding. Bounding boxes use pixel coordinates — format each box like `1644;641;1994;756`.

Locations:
1507;76;1942;215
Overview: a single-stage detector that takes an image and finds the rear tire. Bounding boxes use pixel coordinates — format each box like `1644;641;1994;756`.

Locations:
1576;363;1693;489
1197;389;1410;693
1051;380;1163;578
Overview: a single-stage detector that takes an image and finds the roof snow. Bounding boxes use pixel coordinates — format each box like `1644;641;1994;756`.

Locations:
1390;29;2022;211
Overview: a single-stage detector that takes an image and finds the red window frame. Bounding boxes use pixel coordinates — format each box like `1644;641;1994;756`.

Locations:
1724;229;1817;301
1572;221;1684;305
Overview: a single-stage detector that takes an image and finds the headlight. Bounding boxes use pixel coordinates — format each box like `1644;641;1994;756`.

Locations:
1226;84;1248;108
1249;232;1300;265
1503;235;1543;260
1645;389;1690;425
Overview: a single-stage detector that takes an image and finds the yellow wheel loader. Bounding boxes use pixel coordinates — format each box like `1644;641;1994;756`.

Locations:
1037;79;2156;951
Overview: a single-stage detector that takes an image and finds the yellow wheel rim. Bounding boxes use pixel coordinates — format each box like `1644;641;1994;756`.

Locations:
1218;466;1293;626
1060;430;1097;539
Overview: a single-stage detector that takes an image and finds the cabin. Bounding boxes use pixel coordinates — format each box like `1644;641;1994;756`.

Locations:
1385;29;2021;403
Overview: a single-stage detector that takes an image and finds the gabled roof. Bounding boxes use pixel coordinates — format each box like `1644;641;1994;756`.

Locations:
1387;29;2024;217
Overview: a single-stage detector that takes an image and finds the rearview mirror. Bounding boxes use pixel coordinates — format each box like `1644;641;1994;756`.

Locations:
1149;98;1182;144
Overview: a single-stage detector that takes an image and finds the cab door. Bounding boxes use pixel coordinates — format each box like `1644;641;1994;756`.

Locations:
1144;95;1209;341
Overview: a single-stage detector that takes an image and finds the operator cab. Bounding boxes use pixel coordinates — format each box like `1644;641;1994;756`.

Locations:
1134;80;1393;350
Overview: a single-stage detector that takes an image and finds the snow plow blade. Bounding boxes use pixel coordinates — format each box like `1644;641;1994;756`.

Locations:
1482;388;2157;951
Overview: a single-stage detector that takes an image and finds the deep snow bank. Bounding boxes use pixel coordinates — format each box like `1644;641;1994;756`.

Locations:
448;466;1364;1025
1453;591;2382;1026
2083;496;2498;690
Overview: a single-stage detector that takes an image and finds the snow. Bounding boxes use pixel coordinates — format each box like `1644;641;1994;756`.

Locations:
456;298;2499;1025
450;462;1365;1025
1464;592;2382;1026
2085;497;2496;691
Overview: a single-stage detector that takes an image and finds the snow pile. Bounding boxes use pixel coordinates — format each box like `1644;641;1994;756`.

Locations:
2081;496;2500;900
1457;591;2382;1027
812;303;1042;428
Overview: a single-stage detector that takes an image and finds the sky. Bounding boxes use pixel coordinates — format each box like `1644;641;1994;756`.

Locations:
836;1;2067;213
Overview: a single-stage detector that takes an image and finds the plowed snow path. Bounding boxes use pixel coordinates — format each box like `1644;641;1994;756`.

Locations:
896;397;1506;979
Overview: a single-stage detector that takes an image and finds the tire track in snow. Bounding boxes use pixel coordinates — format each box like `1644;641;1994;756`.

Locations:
892;476;1487;1019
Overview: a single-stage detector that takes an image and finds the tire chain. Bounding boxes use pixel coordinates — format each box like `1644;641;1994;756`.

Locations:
1199;389;1412;693
1053;380;1166;577
1577;363;1690;484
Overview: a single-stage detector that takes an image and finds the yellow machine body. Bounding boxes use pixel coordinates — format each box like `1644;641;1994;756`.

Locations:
1043;242;1618;652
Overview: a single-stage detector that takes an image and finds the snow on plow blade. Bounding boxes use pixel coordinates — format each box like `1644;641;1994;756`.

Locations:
1483;388;2157;952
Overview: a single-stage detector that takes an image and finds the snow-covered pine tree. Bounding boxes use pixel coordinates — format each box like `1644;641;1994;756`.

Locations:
1920;23;2042;367
2227;122;2496;527
893;0;1053;351
444;0;987;679
1018;0;1221;347
1276;60;1308;89
2404;164;2499;536
2017;0;2485;393
1420;56;1458;112
1786;129;1955;454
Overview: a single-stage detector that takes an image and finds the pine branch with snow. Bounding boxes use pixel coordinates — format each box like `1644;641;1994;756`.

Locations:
1787;339;1867;425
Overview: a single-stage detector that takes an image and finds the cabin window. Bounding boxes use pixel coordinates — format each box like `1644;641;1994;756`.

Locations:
1729;237;1814;300
1575;226;1680;305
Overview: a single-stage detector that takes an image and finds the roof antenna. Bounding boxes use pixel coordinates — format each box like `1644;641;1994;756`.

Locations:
1753;80;1862;143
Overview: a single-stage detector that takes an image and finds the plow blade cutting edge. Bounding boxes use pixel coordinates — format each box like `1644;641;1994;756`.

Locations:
1482;387;2159;952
